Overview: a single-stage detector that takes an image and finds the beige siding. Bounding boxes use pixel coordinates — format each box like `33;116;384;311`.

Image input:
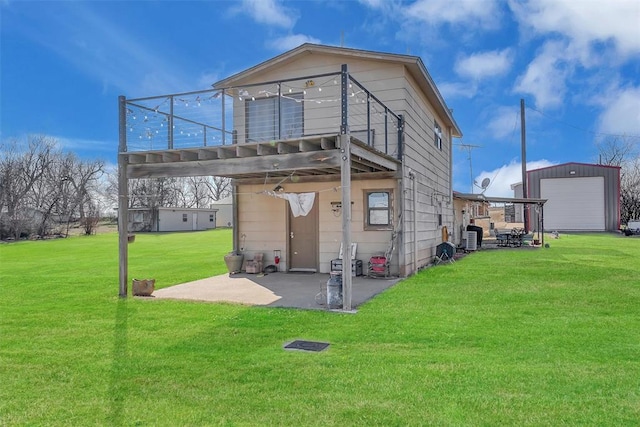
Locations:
237;178;400;274
232;52;456;276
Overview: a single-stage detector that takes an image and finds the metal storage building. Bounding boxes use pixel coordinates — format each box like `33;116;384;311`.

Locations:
527;162;620;232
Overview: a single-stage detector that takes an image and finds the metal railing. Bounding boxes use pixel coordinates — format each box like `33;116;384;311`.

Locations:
121;65;403;159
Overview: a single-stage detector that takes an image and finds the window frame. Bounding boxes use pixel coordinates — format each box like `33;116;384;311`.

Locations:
182;213;188;222
364;189;394;231
245;92;304;142
434;120;443;151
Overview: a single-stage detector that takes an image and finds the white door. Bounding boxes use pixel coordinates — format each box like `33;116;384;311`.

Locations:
541;177;605;231
192;213;198;230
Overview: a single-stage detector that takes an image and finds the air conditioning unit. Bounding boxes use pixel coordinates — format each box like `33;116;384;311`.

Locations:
466;230;478;251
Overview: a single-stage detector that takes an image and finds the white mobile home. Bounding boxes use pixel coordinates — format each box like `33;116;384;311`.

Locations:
128;207;217;232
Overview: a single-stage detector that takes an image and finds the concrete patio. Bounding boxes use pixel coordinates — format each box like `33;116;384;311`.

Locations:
152;271;401;310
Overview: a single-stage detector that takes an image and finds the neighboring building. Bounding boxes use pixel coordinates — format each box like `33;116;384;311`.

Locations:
510;182;524;222
527;162;620;232
128;207;217;232
211;196;233;228
118;43;463;307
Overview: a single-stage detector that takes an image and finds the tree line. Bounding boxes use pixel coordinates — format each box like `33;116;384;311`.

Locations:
0;135;231;240
1;134;637;240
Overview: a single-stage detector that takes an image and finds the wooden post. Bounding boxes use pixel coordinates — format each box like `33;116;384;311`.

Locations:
118;95;129;298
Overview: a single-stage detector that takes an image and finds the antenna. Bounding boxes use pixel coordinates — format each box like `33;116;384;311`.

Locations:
455;143;482;193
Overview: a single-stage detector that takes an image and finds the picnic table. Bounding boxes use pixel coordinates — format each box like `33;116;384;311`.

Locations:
496;228;526;247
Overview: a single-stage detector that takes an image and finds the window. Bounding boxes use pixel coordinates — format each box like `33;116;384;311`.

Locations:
182;214;188;222
209;214;214;222
434;120;442;150
245;93;303;142
365;190;393;230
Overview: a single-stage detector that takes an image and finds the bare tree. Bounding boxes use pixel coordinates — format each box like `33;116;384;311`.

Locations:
597;135;640;225
0;136;57;239
207;176;232;201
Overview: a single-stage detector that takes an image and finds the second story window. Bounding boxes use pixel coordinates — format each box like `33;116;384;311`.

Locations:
434;120;442;151
245;92;303;142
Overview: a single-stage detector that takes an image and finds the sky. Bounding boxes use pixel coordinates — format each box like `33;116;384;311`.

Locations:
1;0;639;197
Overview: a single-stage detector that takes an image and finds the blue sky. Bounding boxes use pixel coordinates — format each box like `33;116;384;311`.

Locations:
2;0;639;197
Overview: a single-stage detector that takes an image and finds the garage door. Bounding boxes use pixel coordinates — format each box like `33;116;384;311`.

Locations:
541;177;605;231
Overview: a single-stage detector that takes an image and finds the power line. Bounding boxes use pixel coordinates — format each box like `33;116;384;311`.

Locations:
526;105;640;139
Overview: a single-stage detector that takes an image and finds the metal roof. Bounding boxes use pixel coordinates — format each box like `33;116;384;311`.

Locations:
453;192;547;205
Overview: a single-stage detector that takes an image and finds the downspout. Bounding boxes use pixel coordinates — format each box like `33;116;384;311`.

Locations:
410;170;417;273
340;64;353;311
232;182;239;253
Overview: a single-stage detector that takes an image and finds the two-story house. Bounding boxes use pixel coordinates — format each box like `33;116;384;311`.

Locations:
117;43;462;309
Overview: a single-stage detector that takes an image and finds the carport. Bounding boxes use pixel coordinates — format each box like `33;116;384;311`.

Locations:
454;193;547;246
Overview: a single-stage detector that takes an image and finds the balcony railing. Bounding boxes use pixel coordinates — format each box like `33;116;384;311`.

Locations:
121;66;403;159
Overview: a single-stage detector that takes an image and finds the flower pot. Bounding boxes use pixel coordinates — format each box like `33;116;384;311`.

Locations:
128;234;136;243
132;278;155;296
224;254;244;274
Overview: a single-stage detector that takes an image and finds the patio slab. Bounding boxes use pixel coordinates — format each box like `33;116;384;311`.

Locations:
152;272;401;310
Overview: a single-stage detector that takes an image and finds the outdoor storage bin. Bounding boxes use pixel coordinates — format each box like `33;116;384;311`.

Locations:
330;259;363;276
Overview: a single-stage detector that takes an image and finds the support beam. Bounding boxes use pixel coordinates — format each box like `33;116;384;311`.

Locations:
237;145;257;158
127;150;341;179
117;95;129;298
257;143;278;155
162;152;180;162
180;150;199;161
277;142;298;154
299;139;322;152
198;148;218;160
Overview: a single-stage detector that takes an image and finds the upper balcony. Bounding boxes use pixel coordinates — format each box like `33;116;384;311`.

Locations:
120;67;403;181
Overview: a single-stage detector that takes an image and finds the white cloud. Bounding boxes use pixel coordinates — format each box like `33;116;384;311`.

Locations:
596;85;640;137
454;48;513;81
486;106;520;140
403;0;501;29
478;159;556;198
266;34;321;52
437;81;476;99
240;0;297;28
513;41;570;109
510;0;640;61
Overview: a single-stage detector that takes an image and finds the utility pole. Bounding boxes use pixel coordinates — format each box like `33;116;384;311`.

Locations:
520;99;528;233
455;143;481;193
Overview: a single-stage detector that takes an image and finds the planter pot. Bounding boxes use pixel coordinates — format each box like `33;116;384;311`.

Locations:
132;278;155;296
224;254;244;274
128;234;136;243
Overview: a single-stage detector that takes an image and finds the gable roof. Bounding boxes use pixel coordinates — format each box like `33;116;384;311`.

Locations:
213;43;462;137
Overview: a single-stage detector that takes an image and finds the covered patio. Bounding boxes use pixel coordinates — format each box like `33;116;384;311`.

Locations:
152;272;401;310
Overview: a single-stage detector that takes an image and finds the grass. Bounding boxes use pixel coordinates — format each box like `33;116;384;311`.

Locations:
1;230;639;425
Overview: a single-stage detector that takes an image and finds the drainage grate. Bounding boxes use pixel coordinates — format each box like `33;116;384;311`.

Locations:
283;340;330;352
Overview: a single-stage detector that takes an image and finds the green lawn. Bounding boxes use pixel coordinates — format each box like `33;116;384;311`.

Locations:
1;230;638;426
